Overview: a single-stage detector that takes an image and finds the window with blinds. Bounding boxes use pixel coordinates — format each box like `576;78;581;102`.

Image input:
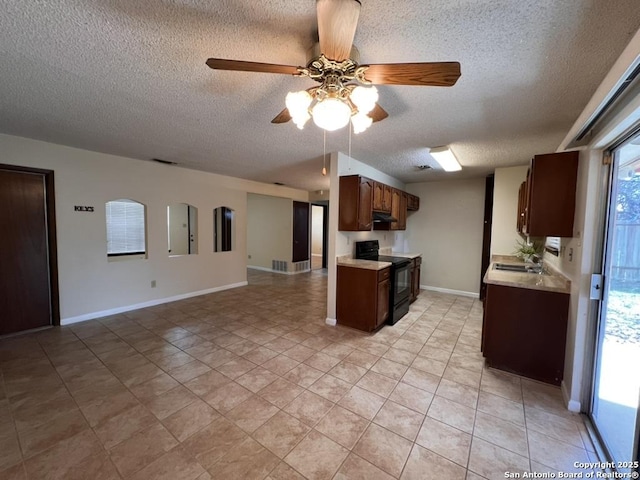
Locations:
106;199;146;256
545;236;561;255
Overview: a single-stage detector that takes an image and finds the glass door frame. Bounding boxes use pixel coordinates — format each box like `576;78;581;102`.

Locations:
586;139;640;470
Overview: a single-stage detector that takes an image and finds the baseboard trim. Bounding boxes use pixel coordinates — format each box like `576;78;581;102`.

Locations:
561;380;581;412
420;285;479;299
61;281;248;325
247;265;311;275
325;318;337;326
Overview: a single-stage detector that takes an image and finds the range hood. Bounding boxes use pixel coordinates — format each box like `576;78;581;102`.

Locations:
373;212;397;223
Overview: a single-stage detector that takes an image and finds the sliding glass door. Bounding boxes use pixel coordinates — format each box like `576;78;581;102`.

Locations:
590;139;640;472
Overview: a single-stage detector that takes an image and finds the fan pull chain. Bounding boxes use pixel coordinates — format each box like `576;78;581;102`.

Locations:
348;121;352;159
322;130;327;176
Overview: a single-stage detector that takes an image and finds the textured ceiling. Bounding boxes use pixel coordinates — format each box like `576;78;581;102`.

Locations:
1;1;640;192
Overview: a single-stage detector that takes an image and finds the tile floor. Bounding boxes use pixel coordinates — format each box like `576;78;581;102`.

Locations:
0;269;598;479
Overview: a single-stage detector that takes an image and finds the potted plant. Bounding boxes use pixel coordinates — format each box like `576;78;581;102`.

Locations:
514;239;542;263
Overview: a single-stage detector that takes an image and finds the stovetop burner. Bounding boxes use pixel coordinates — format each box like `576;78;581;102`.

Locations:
354;240;410;267
373;255;411;267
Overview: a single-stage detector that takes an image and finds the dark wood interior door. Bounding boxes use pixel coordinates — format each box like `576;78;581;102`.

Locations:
292;201;310;263
321;204;328;269
0;167;55;335
479;174;494;301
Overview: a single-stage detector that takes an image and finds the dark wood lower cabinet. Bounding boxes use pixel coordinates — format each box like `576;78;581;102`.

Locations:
337;265;390;332
482;283;569;385
377;276;390;328
410;256;422;303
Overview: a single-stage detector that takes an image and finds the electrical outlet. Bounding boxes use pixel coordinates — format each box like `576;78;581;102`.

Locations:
248;254;252;259
568;248;573;262
151;280;156;288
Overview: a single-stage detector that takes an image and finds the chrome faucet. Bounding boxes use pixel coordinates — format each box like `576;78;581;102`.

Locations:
530;254;544;274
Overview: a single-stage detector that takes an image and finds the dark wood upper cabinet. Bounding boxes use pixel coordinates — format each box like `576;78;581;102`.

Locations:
407;194;420;211
390;189;401;229
339;175;374;231
373;182;392;213
383;185;392;212
516;181;526;233
518;151;579;237
395;191;407;231
374;188;407;231
339;175;419;232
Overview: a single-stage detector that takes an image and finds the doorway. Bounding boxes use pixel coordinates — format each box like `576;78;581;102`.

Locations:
292;201;310;264
589;140;640;471
0;164;59;335
311;203;328;270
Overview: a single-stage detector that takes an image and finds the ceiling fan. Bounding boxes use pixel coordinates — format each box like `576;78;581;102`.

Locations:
206;0;461;133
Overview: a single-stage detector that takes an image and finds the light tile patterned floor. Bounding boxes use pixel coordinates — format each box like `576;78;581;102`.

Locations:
0;270;598;479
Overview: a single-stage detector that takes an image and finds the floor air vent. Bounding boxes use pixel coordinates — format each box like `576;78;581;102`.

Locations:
293;260;310;272
272;260;288;273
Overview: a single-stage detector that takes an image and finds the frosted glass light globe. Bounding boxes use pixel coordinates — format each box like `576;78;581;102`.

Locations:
312;98;351;131
285;90;313;117
351;112;373;134
350;86;378;114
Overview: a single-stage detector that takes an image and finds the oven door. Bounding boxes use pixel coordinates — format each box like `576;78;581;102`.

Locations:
393;262;412;305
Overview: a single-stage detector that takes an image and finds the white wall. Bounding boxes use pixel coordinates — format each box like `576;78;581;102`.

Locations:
334;152;407;259
406;178;486;296
491;165;529;255
0;134;308;323
541;150;605;411
168;203;190;256
550;28;640;412
489;156;604;411
309;190;330;202
327;152;407;321
247;194;293;270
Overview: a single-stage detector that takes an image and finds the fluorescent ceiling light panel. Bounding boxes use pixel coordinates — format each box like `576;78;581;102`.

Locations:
430;146;462;172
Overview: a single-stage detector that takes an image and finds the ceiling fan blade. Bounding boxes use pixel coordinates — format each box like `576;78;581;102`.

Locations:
369;103;389;123
317;0;361;61
271;108;292;124
206;58;300;75
363;62;461;86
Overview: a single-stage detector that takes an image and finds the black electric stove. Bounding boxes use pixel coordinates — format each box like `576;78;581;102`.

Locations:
355;240;411;325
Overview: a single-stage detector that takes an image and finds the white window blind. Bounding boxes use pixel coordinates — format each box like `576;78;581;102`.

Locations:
106;199;146;255
545;236;561;254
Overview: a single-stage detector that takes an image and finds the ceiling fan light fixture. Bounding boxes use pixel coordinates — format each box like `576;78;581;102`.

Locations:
351;111;372;134
312;97;351;131
286;90;312;112
350;85;378;114
430;146;462;172
286;90;313;128
291;111;311;129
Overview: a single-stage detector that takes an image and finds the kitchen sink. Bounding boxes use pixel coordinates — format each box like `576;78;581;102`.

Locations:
493;263;545;274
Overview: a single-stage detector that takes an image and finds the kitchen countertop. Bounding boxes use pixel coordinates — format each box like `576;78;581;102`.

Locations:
483;255;571;294
388;252;422;259
337;256;392;271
